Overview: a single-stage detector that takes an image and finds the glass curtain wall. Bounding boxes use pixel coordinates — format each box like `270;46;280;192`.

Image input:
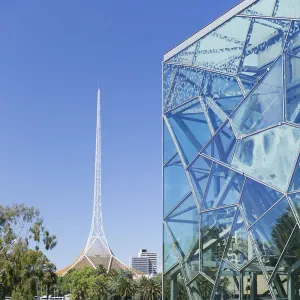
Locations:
163;0;300;299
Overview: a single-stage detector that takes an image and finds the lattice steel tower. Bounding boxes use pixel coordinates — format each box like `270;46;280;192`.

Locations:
57;88;135;275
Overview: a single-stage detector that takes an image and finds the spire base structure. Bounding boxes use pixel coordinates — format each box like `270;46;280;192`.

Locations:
57;88;139;277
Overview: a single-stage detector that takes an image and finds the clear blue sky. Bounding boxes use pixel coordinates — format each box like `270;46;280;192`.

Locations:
0;0;240;270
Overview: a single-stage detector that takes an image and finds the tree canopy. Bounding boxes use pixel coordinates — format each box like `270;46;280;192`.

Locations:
0;203;57;300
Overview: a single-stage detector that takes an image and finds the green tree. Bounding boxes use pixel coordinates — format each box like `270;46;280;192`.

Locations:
0;204;57;300
134;276;162;300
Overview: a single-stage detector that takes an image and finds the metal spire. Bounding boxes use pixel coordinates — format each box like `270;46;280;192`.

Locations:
85;86;111;256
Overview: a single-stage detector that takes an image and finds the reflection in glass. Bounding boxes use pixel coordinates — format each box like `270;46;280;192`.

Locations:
188;154;212;205
202;163;244;210
274;0;300;18
164;153;190;216
225;211;254;270
167;98;211;164
165;193;199;259
238;18;289;93
200;207;236;279
240;178;283;226
188;274;213;300
201;121;237;166
251;197;296;274
233;57;283;136
163;224;179;272
163;121;176;164
232;124;300;192
164;65;204;112
240;0;275;16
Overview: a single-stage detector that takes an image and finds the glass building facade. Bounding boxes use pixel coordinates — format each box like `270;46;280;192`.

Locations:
162;0;300;299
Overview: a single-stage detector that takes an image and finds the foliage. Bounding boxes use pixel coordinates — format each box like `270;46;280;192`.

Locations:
0;204;57;300
58;267;163;300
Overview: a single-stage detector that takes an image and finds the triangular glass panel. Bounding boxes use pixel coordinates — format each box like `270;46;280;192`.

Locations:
239;0;276;16
271;226;300;282
238;18;290;92
184;250;200;282
233;56;283;136
284;21;300;56
225;211;255;270
163;271;189;299
200;207;236;279
285;53;300;124
250;197;297;275
214;262;240;299
163;153;190;216
163;121;177;164
273;0;300;18
202;163;244;210
188;274;213;300
167;98;211;164
288;192;300;219
242;260;273;300
166;41;198;66
201;72;244;132
163;63;177;111
201;121;237;165
163;224;179;272
232;124;300;192
167;192;196;219
288;155;300;193
188;154;212;206
193;17;251;75
270;275;288;300
164;66;204;112
165;193;199;259
240;178;284;226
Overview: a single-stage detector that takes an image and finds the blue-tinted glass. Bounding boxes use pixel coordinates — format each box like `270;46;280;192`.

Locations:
188;154;212;206
274;0;300;18
225;211;254;270
241;259;273;299
240;178;283;226
202;163;244;210
167;41;198;66
184;252;199;281
200;207;236;278
201;72;243;132
232;124;300;192
251;197;296;270
164;66;204;112
214;262;240;300
288;155;300;193
271;227;300;279
288;193;300;218
163;63;177;109
164;153;190;216
233;57;283;136
167;98;211;164
167;192;195;218
165;193;199;259
240;0;276;16
188;274;213;300
163;121;176;164
284;21;300;56
193;17;251;75
285;54;300;124
201;121;237;165
238;18;290;92
163;224;179;272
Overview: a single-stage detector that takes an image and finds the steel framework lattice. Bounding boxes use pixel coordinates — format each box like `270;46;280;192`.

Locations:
57;88;135;276
163;0;300;299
